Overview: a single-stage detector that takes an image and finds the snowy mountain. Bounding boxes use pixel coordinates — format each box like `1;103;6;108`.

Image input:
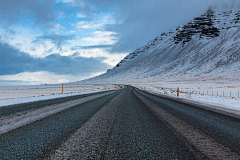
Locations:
82;7;240;84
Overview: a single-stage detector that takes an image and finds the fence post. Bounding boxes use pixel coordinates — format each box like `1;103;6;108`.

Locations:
217;91;218;96
223;91;224;97
177;87;179;97
62;83;63;94
230;91;231;97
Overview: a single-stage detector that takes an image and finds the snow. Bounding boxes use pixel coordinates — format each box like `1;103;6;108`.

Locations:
132;80;240;110
0;84;121;107
79;7;240;113
0;91;115;134
0;91;97;107
0;81;239;116
87;7;240;85
1;7;240;116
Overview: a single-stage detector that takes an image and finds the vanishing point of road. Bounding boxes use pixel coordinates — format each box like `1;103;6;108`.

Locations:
1;86;240;159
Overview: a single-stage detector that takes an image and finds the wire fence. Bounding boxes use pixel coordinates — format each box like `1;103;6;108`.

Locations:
179;89;240;98
140;86;240;99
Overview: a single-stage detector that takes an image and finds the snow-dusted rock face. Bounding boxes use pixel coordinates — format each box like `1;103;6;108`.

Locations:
83;7;240;83
114;32;170;68
174;8;220;44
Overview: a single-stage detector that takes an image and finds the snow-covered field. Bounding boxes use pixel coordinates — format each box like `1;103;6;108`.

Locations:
76;8;240;111
132;80;240;110
1;80;239;111
0;84;122;107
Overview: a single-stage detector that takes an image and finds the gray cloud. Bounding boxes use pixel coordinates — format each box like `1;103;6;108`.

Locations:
0;0;238;80
33;34;75;50
75;0;237;53
0;42;111;76
72;45;112;50
0;0;55;27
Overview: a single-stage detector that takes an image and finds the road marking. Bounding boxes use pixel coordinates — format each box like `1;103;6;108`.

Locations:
134;90;240;160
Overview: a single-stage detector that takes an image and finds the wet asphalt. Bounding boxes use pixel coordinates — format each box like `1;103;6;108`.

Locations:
0;90;122;159
1;87;240;159
0;90;113;117
100;87;197;159
136;88;240;156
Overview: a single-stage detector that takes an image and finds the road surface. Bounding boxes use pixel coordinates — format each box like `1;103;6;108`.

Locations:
0;86;240;159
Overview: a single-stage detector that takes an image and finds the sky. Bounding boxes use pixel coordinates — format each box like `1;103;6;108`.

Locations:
0;0;237;86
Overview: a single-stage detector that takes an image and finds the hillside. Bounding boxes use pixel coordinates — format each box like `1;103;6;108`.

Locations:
82;7;240;84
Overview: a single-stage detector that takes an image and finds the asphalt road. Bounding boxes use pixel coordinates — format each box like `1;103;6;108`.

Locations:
0;90;114;117
1;86;240;159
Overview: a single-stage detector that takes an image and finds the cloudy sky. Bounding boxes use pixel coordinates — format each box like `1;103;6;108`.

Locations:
0;0;236;85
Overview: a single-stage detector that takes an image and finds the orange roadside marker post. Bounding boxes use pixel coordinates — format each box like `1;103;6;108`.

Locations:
62;83;64;94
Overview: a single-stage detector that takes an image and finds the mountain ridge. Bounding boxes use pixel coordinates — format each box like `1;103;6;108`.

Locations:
81;7;240;84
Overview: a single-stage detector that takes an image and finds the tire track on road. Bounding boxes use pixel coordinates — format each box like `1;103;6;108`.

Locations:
0;90;122;160
50;90;126;159
134;89;240;160
51;88;198;159
0;91;116;134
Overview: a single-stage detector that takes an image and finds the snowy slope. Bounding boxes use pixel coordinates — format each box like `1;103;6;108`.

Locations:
82;7;240;84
